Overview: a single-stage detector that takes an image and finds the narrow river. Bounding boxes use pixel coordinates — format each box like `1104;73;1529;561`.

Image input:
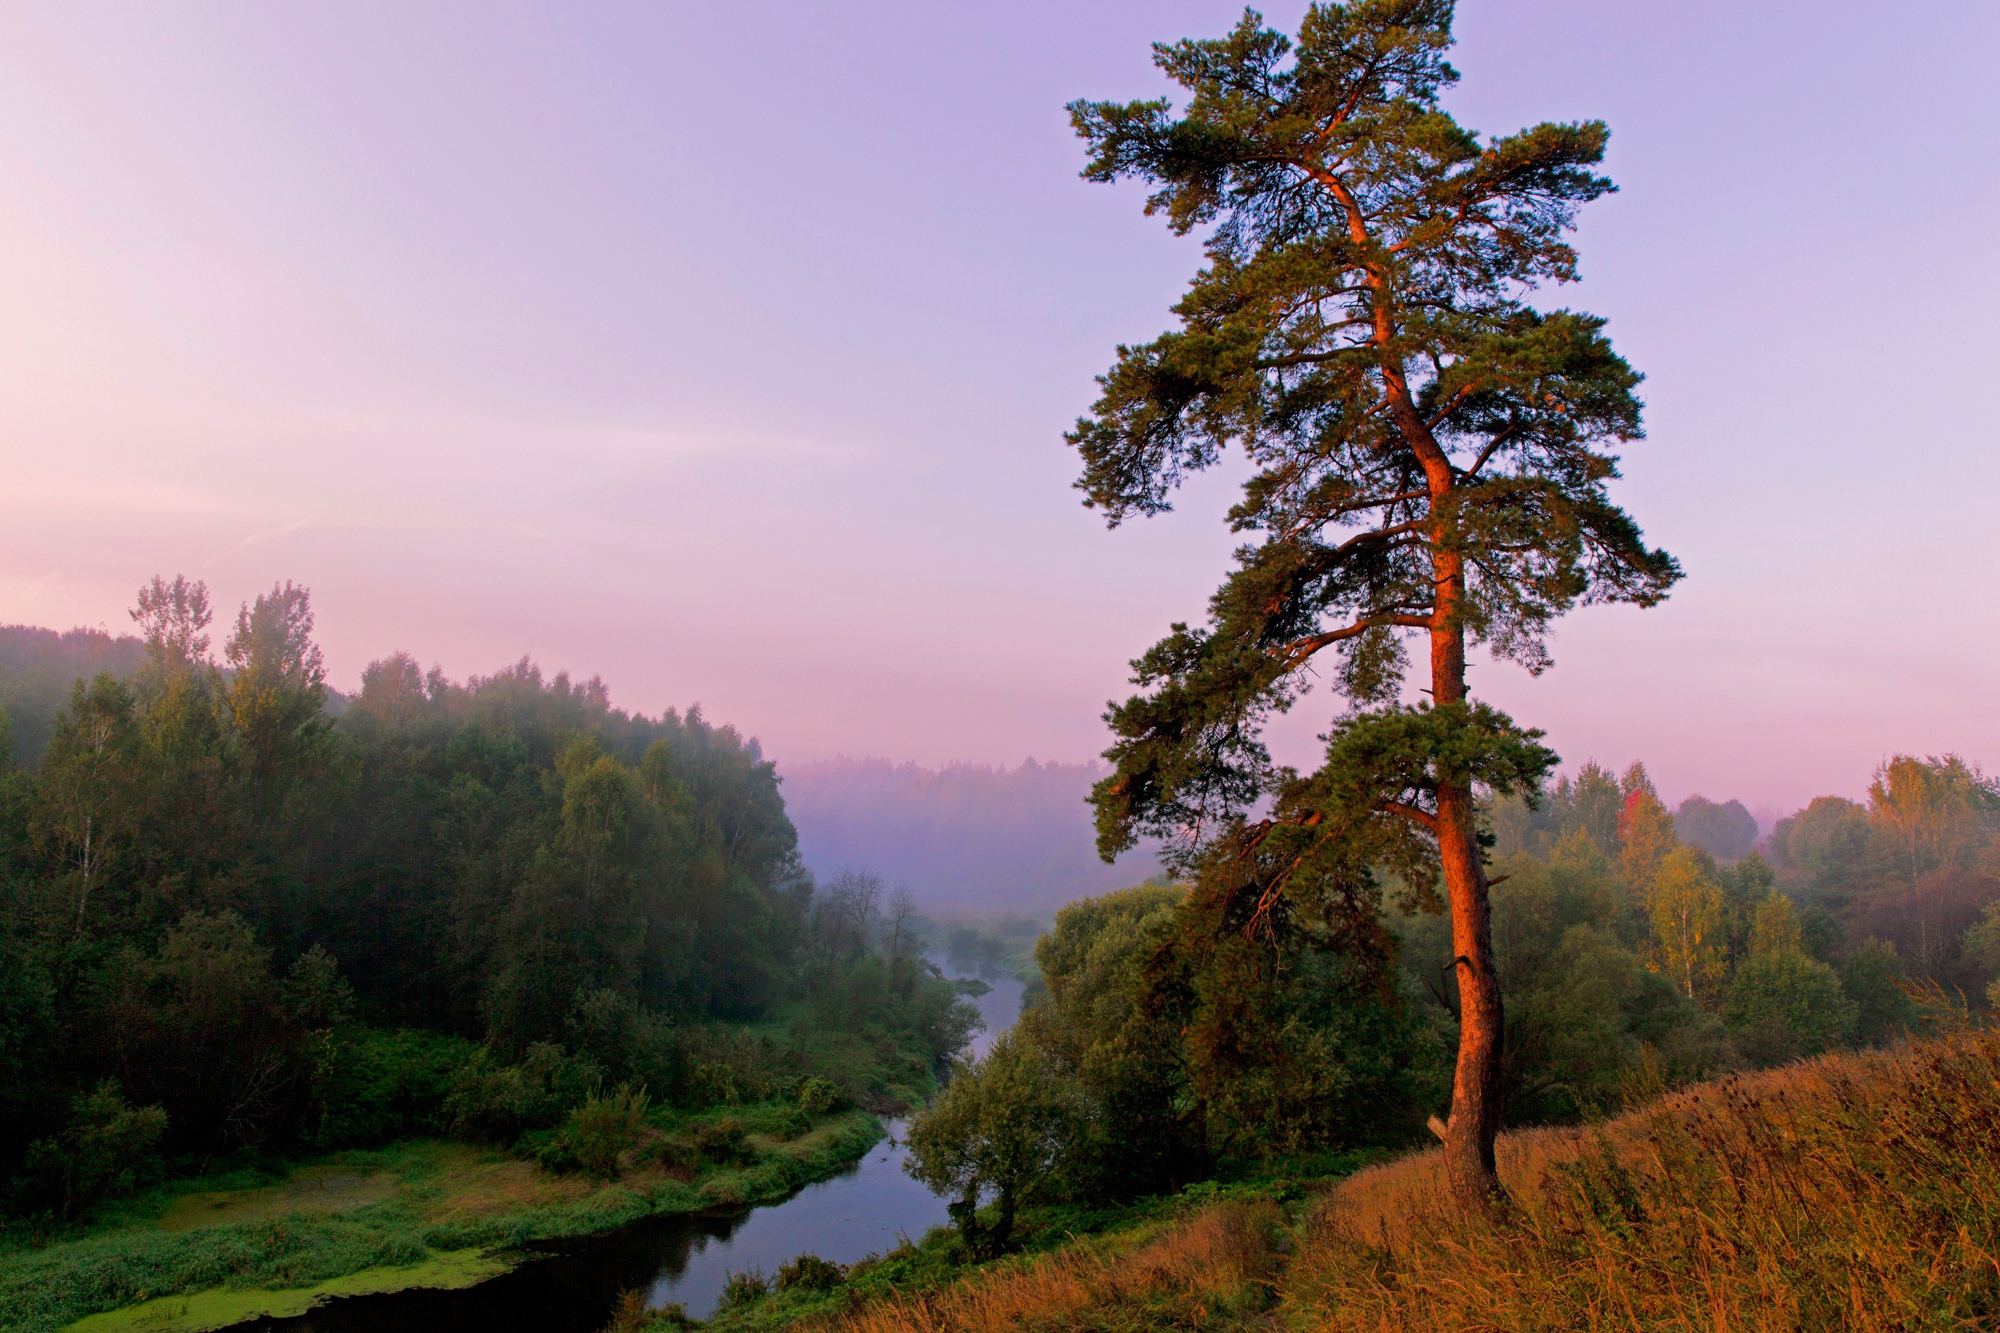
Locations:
258;965;1026;1332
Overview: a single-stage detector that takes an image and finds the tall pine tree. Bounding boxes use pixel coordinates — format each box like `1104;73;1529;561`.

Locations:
1068;1;1678;1198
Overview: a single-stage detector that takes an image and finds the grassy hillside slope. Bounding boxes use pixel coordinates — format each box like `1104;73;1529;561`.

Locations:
800;1026;2000;1333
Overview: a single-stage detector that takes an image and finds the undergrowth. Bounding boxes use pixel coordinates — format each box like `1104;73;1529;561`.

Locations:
0;1111;880;1333
736;1028;2000;1333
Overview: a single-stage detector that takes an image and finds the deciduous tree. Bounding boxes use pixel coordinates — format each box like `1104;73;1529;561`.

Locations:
1617;765;1677;894
1868;755;2000;889
1649;847;1726;1005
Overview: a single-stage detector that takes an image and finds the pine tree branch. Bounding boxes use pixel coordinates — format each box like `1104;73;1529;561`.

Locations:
1458;425;1524;481
1380;800;1439;831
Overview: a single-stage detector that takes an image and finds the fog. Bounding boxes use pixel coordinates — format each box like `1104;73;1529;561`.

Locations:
780;757;1160;915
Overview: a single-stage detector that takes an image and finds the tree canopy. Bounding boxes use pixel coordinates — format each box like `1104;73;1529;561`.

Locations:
1067;0;1677;1196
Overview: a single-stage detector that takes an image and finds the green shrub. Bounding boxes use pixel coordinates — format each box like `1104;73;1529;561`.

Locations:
308;1027;478;1148
796;1077;846;1117
717;1268;769;1310
19;1081;167;1221
531;1131;582;1175
690;1116;754;1165
603;1289;693;1331
1724;950;1856;1063
688;1061;741;1107
566;1084;651;1178
775;1252;844;1292
444;1042;603;1142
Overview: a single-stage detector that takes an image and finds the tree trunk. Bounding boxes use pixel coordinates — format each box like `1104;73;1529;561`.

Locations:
1432;553;1505;1204
992;1183;1017;1251
1387;346;1507;1203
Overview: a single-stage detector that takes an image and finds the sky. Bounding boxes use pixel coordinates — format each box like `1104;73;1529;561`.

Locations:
0;0;1995;818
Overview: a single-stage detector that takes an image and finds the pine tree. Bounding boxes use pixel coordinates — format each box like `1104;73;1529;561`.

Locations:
1068;1;1678;1198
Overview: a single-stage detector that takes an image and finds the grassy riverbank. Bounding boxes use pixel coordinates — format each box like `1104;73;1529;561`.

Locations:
0;1105;881;1333
651;1149;1379;1333
629;1027;2000;1333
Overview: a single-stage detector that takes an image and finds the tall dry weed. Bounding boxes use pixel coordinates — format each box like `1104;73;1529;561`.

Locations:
813;1199;1280;1333
1291;1030;2000;1331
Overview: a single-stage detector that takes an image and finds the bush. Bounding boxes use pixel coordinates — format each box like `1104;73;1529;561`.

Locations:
602;1289;693;1331
1724;950;1855;1063
308;1027;478;1148
905;1030;1084;1253
19;1081;167;1220
444;1042;603;1142
796;1077;846;1117
532;1131;582;1175
717;1268;769;1310
567;1084;651;1178
1841;939;1915;1046
775;1252;844;1292
690;1116;755;1166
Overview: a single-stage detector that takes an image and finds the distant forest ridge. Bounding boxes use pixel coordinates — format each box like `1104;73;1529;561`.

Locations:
778;757;1162;915
1;623;1764;904
0;623;148;762
0;623;353;766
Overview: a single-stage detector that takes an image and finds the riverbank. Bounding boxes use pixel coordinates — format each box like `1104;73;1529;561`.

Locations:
694;1029;2000;1333
1;1108;882;1333
667;1148;1383;1333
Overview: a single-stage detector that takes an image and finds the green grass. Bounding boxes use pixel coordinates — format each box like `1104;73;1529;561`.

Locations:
58;1247;512;1333
0;1110;883;1333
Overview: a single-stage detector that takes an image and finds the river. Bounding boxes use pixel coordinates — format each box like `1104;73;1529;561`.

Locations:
257;964;1026;1332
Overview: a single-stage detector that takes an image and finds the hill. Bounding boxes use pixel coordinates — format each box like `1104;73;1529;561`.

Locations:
790;1021;1999;1333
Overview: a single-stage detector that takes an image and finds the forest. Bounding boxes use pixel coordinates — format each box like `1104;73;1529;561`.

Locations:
904;754;2000;1249
0;577;979;1234
7;10;1995;1327
4;604;1995;1329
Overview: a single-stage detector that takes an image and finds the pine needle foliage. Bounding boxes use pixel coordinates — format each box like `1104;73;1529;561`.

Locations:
1065;0;1679;1193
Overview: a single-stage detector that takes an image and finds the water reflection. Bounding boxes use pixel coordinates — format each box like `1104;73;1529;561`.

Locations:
258;961;1025;1331
641;1118;944;1316
956;968;1026;1060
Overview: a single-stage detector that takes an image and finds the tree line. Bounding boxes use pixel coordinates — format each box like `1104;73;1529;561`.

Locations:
908;752;2000;1244
0;576;974;1223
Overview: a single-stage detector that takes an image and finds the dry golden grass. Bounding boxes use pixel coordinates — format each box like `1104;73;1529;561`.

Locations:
1292;1029;2000;1332
804;1030;2000;1333
816;1200;1282;1333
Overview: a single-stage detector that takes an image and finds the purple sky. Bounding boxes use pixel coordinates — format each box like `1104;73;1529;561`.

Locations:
1;1;1995;817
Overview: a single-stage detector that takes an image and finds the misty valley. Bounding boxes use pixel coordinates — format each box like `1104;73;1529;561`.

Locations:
4;2;1997;1331
1;588;1996;1333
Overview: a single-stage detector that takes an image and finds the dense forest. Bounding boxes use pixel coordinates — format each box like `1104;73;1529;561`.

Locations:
0;578;976;1226
907;752;2000;1244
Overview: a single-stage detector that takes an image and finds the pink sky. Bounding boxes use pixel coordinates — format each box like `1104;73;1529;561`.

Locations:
1;1;1995;816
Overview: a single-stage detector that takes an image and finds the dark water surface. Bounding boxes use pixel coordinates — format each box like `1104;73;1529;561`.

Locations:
254;966;1026;1332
